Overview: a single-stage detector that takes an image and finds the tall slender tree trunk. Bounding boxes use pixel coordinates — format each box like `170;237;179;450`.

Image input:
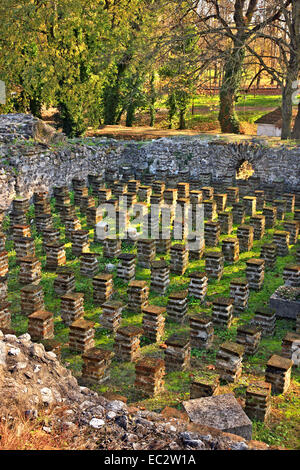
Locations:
218;43;245;134
292;103;300;139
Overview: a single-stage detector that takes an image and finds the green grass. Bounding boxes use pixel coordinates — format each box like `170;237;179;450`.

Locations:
4;191;300;449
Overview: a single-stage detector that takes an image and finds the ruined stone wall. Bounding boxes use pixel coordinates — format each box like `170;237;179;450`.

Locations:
0;135;299;211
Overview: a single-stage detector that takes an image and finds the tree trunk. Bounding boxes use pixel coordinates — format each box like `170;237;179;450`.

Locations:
149;72;156;127
292;103;300;139
218;43;245;134
281;80;294;140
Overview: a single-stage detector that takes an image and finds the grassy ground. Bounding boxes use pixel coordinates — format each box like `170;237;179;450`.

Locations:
3;191;300;450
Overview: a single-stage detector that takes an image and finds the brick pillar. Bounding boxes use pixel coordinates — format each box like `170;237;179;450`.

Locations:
281;332;300;366
215;193;227;212
263;207;277;229
230;279;249;312
283;264;300;287
260;243;277;269
14;237;35;262
19;256;42;285
167;290;188;324
237;225;254;252
82;348;114;384
137;185;151;204
155;237;171;255
127;280;149;312
250;215;265;240
142;305;165;343
61;292;85;325
218;212;233;235
164;334;190;371
93;274;114;305
150;260;170;295
117;253;136;282
137;239;156;268
80;253;99;277
45;242;66;271
203;200;217;220
212;298;233;329
0;301;11;329
54;268;75;296
71;230;90;256
35;214;53;233
243;196;256;216
236;324;261;355
245;382;271;422
177;182;189;199
226;187;239;205
216;342;244;383
254;190;265;211
189;314;214;350
170;244;189;275
283;193;295;213
232;203;245;225
265;355;293;395
100;300;124;332
251;307;276;337
274;199;286;221
28;310;54;341
103;238;122;258
114;325;143;361
42;228;61;252
201;186;214;200
246;258;265;290
273;230;290;256
12;225;31;241
20;284;44;316
188;272;208;301
283;221;299;245
0;251;9;278
222;238;239;264
86;206;102;227
190;374;219;399
204;221;220;248
135;357;165;396
69;319;95;353
65;217;81;239
205;251;224;280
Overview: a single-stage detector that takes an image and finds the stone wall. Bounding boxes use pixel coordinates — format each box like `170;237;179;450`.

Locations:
0;115;299;212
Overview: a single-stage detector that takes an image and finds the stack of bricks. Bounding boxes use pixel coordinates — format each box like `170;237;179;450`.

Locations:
54;186;70;213
170;244;189;275
14;237;35;262
80;253;99;278
203;200;217;221
74;187;89;207
28;310;54;341
20;284;44;316
273;230;290;256
283;264;300;287
216;342;244;383
212;298;234;329
218;212;233;235
260;243;277;269
98;188;112;205
19;256;42;285
0;233;5;252
42;228;61;252
59;204;76;223
274;199;286;221
80;195;95;215
93;274;113;305
150;193;163;206
201;186;214;200
114;326;143;361
283;221;299;245
127;280;149;312
0;301;11;329
188;237;205;261
137;185;151;204
69;319;95;353
243;196;256;216
283;193;295;213
236;324;261;355
164;334;190;371
117;253;136;282
167;290;188;324
10;198;29;225
189;314;214;350
237;225;254;252
127;179;141;193
281;332;300;366
226;187;239;205
0;278;7;302
265;355;293;394
150;260;170;295
45;242;66;271
35;214;53;233
177;182;189;199
263;207;277;229
12;225;31;241
0;250;9;279
142;305;165;343
190;373;220;398
188;272;208;301
54;268;75;296
246;258;265;291
245;382;271;422
205;251;224;280
204;221;220;247
254;190;265;211
230;279;249;312
86;206;102;227
164;188;178;206
100;300;124;332
137;239;156;268
232;203;245;225
251;307;276;337
215;193;227;212
33;192;51;216
135;357;165;396
61;292;85;326
103;238;121;258
222;238;239;264
82;347;114;384
155;236;171;255
71;230;90;256
295;209;300;221
250;215;265;240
